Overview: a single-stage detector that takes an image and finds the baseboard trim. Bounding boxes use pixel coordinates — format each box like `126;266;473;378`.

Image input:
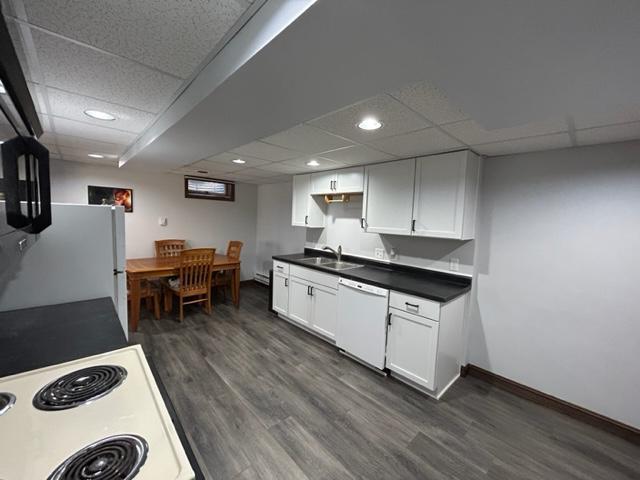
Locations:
240;279;266;288
461;364;640;445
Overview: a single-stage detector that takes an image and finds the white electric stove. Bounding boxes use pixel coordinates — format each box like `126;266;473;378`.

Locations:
0;345;195;480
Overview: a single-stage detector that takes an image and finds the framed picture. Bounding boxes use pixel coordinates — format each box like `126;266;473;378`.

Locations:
88;185;134;212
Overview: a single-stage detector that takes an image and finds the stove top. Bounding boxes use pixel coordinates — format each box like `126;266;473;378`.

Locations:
0;345;194;479
48;434;148;480
33;365;127;411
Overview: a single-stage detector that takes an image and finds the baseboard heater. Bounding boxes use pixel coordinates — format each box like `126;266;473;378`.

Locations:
254;272;270;285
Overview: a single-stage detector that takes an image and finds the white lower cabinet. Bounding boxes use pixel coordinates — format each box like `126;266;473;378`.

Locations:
271;273;289;315
386;307;439;390
309;284;337;340
288;277;312;326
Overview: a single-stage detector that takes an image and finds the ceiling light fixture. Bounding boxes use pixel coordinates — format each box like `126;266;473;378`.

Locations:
87;153;104;158
232;158;246;164
84;109;116;121
306;159;320;167
0;83;6;94
357;116;382;131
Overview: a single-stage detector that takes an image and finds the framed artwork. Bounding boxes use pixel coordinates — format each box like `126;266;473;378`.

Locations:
88;185;134;212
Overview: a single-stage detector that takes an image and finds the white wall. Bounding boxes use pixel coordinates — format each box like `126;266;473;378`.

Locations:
49;159;258;280
255;182;306;276
468;141;640;429
305;196;475;276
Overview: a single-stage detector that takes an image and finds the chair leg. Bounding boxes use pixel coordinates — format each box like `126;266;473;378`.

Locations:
164;288;172;312
153;293;161;320
206;292;212;315
179;299;184;322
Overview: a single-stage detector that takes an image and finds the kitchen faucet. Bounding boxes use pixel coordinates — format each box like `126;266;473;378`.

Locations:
323;245;342;262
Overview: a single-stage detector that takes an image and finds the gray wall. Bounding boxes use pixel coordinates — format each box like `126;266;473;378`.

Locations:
468;141;640;429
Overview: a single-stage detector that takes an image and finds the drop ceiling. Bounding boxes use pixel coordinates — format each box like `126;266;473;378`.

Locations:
2;0;640;183
1;0;262;166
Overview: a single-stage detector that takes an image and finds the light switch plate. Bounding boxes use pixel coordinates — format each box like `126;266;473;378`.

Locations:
159;217;168;226
374;248;384;259
450;257;460;272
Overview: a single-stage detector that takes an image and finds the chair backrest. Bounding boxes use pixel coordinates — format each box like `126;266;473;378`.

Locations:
155;239;186;258
178;248;215;294
227;240;243;260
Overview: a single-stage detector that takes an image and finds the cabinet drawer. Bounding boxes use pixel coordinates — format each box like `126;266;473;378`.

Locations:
290;264;338;290
389;291;440;321
273;260;290;276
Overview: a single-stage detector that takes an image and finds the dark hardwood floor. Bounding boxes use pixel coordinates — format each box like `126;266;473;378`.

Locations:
131;284;640;480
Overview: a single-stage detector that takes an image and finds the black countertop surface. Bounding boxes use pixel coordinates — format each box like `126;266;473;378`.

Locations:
273;249;471;303
0;297;127;377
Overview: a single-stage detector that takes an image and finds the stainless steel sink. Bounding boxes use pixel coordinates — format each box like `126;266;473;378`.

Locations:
321;261;363;271
299;256;335;265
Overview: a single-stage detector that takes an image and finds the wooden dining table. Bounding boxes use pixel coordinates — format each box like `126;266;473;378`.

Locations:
126;254;241;331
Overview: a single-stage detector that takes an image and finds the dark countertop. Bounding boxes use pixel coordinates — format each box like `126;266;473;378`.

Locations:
273;249;471;303
0;297;127;378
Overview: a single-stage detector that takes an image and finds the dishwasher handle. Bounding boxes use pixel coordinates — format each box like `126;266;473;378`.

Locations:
339;278;388;297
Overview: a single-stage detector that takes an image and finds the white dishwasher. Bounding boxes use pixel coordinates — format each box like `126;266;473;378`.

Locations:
336;277;389;370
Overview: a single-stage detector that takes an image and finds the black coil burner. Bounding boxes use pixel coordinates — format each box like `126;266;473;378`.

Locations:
47;434;148;480
33;365;127;410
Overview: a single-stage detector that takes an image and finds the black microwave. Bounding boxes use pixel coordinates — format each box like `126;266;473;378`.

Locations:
0;7;51;236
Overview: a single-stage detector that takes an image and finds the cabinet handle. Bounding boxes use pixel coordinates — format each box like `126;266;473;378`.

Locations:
387;312;392;325
411;219;416;232
307;285;311;295
276;265;284;270
405;302;419;310
305;215;308;225
360;217;366;229
309;286;314;296
284;278;288;287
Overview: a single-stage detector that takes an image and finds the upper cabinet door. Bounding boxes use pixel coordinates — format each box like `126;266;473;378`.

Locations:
291;174;311;226
334;166;364;194
412;151;480;239
363;159;415;235
310;171;335;195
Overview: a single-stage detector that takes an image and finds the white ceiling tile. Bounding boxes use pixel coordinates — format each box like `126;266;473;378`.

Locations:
308;94;431;143
368;128;463;158
189;159;245;173
257;175;293;184
31;29;181;113
389;80;469;125
52;117;137;145
230;141;298;162
39;132;126;155
256;162;309;174
22;0;253;78
281;155;346;172
575;122;640;147
572;107;640;130
318;145;396;165
262;124;353;154
442;118;568;145
204;151;272;168
47;88;155;133
472;133;572;156
233;167;283;178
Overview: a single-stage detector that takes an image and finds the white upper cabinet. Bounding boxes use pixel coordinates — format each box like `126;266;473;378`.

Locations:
310;167;364;195
362;158;416;235
292;174;325;227
412;151;480;239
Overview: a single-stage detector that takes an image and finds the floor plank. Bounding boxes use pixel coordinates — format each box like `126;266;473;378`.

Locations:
132;284;640;480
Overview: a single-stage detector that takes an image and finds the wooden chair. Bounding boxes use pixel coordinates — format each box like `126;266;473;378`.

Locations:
213;241;243;301
127;276;161;321
162;248;215;322
155;239;186;258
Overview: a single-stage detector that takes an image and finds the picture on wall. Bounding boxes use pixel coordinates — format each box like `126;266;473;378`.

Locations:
88;185;134;212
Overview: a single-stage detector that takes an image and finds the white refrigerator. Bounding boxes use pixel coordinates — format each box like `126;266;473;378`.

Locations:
0;203;128;338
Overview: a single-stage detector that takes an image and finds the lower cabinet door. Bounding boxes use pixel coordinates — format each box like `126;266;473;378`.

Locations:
272;273;289;315
288;277;311;326
386;308;439;390
310;284;337;340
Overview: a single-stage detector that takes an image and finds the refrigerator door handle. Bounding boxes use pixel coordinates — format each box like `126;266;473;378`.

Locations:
114;269;125;275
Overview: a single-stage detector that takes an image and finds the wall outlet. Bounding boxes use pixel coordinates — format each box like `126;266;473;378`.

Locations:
374;248;384;260
449;257;460;272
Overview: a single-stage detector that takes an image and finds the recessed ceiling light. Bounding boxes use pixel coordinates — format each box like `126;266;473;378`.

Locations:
0;82;6;94
0;140;4;144
306;159;320;167
232;158;246;164
357;116;382;131
84;109;116;121
88;153;104;158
